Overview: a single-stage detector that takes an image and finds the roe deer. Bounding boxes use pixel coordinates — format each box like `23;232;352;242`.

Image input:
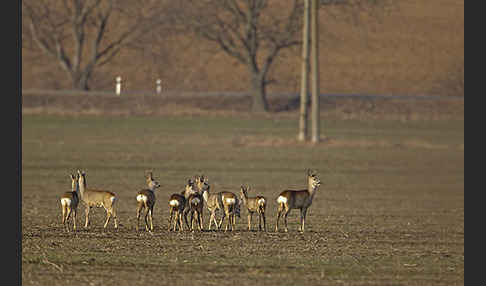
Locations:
167;193;186;232
219;191;240;232
182;179;198;229
275;169;321;233
136;171;161;232
240;185;266;231
77;170;118;229
60;174;80;232
201;178;223;231
187;192;204;231
168;180;194;231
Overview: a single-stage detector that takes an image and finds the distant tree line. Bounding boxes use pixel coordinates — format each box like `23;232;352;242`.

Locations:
22;0;394;112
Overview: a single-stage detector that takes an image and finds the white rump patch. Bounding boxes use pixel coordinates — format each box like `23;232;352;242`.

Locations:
258;198;265;205
192;198;200;205
277;196;287;204
225;198;235;204
61;198;71;206
136;195;147;203
169;200;179;207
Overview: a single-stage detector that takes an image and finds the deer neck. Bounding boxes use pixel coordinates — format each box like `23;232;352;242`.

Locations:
73;182;80;197
241;192;248;205
308;182;318;196
78;178;87;199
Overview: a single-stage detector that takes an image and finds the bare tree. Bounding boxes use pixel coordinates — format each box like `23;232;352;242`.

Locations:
22;0;166;91
178;0;303;112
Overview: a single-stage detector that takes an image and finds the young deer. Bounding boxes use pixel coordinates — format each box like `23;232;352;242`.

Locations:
60;174;80;232
77;170;118;229
167;193;186;232
275;170;321;233
136;171;161;232
201;178;223;231
219;191;240;232
240;185;266;231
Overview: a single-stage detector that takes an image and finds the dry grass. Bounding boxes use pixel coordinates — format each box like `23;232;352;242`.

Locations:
22;93;464;121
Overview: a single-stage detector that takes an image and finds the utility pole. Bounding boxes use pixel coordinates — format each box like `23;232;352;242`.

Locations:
298;0;311;142
310;0;320;143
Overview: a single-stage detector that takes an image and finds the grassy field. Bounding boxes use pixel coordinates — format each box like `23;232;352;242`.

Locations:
22;111;464;285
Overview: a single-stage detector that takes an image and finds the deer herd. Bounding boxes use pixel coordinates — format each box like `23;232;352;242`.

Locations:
60;169;321;234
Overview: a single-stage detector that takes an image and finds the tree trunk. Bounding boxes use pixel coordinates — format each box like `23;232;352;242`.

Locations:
298;0;311;142
250;74;269;112
70;71;90;91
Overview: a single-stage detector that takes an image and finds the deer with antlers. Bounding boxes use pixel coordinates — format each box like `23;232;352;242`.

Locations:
275;169;321;233
240;185;266;232
60;173;80;232
135;171;161;232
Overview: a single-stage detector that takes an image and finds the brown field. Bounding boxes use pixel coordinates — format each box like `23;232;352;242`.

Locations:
22;94;464;285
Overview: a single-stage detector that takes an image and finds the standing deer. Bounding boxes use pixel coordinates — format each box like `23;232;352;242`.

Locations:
77;170;118;229
60;173;80;232
201;178;223;231
187;192;204;231
168;180;194;232
275;169;321;233
182;179;198;229
135;171;161;232
219;191;240;232
240;185;266;231
167;193;186;232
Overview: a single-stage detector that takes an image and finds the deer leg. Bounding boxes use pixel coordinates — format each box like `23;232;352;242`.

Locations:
283;206;290;233
144;207;150;231
258;211;262;231
262;210;267;232
72;208;77;231
149;207;154;231
168;208;173;231
65;207;72;232
183;208;190;230
248;213;252;231
191;211;195;231
172;210;178;232
61;205;67;226
103;208;112;229
199;210;203;231
301;208;308;232
178;212;184;232
208;211;213;230
275;203;283;232
219;211;226;231
84;206;91;228
136;203;143;231
111;207;118;229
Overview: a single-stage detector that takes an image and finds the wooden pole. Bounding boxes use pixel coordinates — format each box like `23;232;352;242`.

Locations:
311;0;320;144
298;0;311;142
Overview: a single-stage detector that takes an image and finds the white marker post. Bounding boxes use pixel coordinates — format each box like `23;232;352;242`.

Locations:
115;76;122;96
156;79;162;95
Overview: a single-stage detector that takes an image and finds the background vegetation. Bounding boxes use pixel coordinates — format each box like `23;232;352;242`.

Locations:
22;0;464;98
